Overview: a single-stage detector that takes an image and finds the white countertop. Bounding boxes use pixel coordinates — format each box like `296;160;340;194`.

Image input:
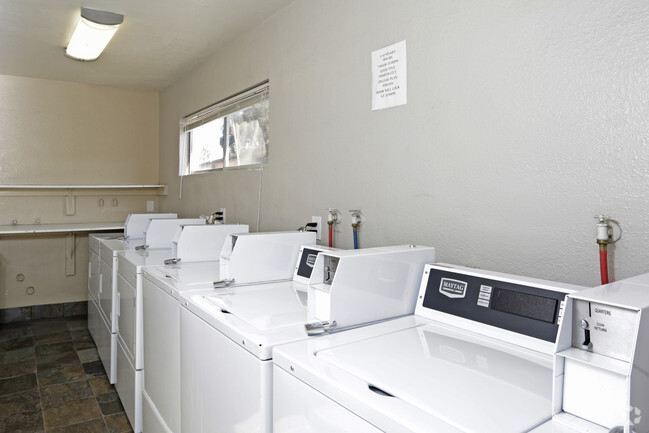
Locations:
0;222;124;235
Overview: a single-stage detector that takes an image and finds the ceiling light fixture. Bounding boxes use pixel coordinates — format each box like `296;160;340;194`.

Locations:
65;7;124;61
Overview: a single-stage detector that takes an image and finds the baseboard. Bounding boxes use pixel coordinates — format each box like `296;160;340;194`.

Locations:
0;301;88;324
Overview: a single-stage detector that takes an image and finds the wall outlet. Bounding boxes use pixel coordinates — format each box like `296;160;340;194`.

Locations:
146;200;155;212
311;216;322;241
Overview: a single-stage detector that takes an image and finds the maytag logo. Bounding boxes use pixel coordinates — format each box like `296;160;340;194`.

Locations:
439;278;467;299
306;254;317;267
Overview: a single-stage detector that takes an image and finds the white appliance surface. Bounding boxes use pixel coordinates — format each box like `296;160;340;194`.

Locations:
273;366;384;433
178;245;330;433
123;213;177;239
273;263;585;433
317;324;550;432
143;218;205;248
117;248;173;366
89;232;122;302
172;223;249;262
182;281;310;360
98;238;144;324
93;236;146;384
139;229;275;433
180;245;438;433
116;248;174;433
145;261;221;287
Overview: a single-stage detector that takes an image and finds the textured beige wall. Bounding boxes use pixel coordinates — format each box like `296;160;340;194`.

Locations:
0;75;159;309
159;0;649;287
0;75;159;184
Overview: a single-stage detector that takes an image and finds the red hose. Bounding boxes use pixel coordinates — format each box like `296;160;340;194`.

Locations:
599;248;609;285
328;224;333;248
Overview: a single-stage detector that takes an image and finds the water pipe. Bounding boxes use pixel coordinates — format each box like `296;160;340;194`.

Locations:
599;247;609;285
350;210;362;250
596;216;611;285
595;215;622;285
327;209;342;248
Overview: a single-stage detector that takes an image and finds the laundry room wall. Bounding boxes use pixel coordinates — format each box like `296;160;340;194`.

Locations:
0;75;160;312
158;0;649;287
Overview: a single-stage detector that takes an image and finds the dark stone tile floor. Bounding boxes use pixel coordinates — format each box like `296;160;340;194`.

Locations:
0;316;133;433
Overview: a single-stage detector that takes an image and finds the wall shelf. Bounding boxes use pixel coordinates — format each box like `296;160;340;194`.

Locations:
0;222;123;236
0;185;168;197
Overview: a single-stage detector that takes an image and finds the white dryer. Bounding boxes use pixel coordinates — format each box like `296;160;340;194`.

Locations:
88;213;179;382
273;263;587;433
140;231;316;433
88;231;122;377
180;245;436;433
114;223;249;433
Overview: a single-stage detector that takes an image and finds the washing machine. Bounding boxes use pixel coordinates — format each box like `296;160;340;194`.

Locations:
88;213;178;381
180;244;436;433
141;233;319;433
273;263;588;433
119;228;309;433
531;275;649;433
90;216;202;383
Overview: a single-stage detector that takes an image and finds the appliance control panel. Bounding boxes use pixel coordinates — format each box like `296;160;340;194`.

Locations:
571;299;637;362
421;266;573;343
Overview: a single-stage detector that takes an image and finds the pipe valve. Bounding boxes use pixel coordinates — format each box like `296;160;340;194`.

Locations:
349;209;363;228
327;208;342;225
595;215;612;245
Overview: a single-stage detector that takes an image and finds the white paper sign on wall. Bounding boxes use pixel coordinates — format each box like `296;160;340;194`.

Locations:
371;40;407;111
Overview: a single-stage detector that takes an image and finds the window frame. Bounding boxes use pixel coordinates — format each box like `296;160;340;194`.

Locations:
179;81;269;176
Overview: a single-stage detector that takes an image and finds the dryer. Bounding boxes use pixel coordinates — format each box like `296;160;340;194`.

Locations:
180;244;436;433
273;263;587;433
140;231;316;433
88;213;178;382
88;231;122;375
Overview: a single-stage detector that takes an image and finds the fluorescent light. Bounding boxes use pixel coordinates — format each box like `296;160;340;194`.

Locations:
65;8;124;61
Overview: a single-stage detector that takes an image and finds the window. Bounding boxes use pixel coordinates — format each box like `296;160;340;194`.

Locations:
179;82;269;175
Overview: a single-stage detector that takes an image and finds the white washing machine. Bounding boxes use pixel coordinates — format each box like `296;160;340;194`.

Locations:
180;245;436;433
273;263;587;433
142;233;319;433
113;223;250;433
141;234;318;433
88;213;178;382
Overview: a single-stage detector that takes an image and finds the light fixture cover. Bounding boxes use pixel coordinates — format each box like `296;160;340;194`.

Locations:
65;8;124;61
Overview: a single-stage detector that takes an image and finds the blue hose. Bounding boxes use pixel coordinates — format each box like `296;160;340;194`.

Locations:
353;228;358;249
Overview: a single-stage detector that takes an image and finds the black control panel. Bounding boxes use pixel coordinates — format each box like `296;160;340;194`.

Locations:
296;248;321;279
422;268;567;343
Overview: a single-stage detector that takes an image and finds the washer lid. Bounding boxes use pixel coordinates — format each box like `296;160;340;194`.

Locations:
158;261;221;286
118;248;174;270
201;281;308;331
315;323;553;433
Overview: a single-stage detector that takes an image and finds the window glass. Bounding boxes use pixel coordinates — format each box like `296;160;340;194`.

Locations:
180;82;268;175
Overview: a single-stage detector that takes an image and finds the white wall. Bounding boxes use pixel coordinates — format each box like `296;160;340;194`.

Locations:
159;0;649;287
0;75;159;184
0;75;159;309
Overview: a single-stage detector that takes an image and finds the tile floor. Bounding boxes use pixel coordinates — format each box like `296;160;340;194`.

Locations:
0;316;133;433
